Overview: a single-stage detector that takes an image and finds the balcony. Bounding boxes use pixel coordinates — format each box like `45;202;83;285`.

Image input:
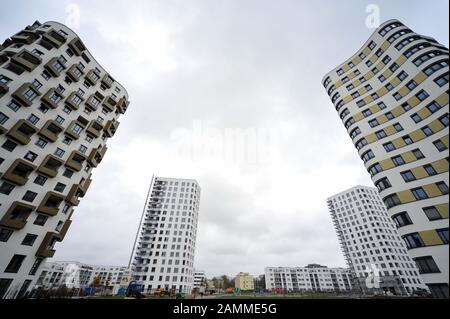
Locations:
102;96;117;112
85;69;101;86
68;37;86;56
117;97;130;114
0;201;36;230
65;120;85;140
37;154;64;178
11;30;39;45
80;176;92;195
85;92;104;111
41;88;65;109
65;184;83;206
10;49;42;72
6;119;38;144
44;57;66;77
101;74;114;88
1;159;36;186
58;219;72;240
64;91;84;110
12;83;41;106
0;124;6;135
38;120;64;143
87;146;107;167
86;120;104;138
37;191;65;216
65;151;87;172
40;29;67;49
104;120;120;138
36;232;60;258
66;64;84;82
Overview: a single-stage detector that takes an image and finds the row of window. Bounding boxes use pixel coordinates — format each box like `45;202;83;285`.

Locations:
383;182;449;209
403;228;449;249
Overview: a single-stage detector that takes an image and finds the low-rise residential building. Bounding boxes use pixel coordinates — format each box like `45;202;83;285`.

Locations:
193;270;206;292
235;272;254;291
265;264;353;292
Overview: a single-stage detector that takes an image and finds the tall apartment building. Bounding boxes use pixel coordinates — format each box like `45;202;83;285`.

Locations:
323;19;449;298
265;264;353;293
130;176;201;294
193;269;206;291
35;261;132;295
0;21;129;299
328;185;428;295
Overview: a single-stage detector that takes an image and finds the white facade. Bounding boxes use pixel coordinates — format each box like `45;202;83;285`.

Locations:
35;261;132;295
0;21;129;299
328;185;428;295
131;176;201;294
265;265;353;292
323;19;448;298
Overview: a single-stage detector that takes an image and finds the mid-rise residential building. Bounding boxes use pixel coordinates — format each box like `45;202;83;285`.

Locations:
323;19;448;298
35;261;132;295
235;272;254;291
0;21;129;299
328;185;428;295
130;176;201;294
193;270;206;290
265;264;353;293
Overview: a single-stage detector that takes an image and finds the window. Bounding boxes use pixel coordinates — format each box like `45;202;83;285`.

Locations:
392;155;405;166
385;83;394;91
336;69;344;76
0;74;13;84
422;126;433;136
35;138;48;149
423;164;437;176
385;112;394;120
412;187;428;200
23;88;38;102
369;119;379;128
414;256;440;274
2;140;18;152
54;183;66;193
5;255;26;273
24;151;38;163
436;182;449;195
365;84;372;91
375;177;391;191
368;163;382;176
63;168;74;178
423;207;442;221
22;191;38;202
406;80;418;90
55;115;65;124
378;102;387;110
27;113;40;125
389;63;399;72
383;142;396;152
403;233;425;249
382;55;392;64
41;70;51;80
0;112;9;125
54;148;65;158
411;113;422;123
376;130;387;139
62;137;72;145
439;114;449;127
433;139;448;152
62;106;72;114
392;212;413;228
401;170;416;182
0;228;14;242
72;123;83;135
393;92;402;101
34;214;48;226
403;135;413;145
29;258;44;276
79;145;88;154
437;228;449;244
361;150;375;163
371;93;379;100
21;234;38;246
32;79;43;90
7;100;21;112
362;109;372;117
416;90;429;101
34;175;48;186
383;194;401;208
394;123;403;132
434;73;449;87
397;71;408;81
85;135;94;143
378;75;386;82
0;182;15;195
356;100;366;107
355;138;368;150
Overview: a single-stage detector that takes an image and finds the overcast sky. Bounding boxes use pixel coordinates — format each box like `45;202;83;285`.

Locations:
1;0;448;278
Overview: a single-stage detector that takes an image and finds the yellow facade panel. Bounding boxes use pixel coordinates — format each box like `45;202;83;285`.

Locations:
363;47;371;56
417;108;432;119
442;135;449;147
396;55;407;65
381;41;390;51
354;113;364;122
398;87;410;97
353;57;362;65
409;97;421;107
423;184;442;198
433;159;449;174
366;133;378;144
363;96;373;104
391;78;401;87
412;167;429;180
385;126;397;136
420;230;443;246
378;87;389;97
377;115;389;124
429;121;444;133
436;93;449;107
380;159;395;170
343;96;352;104
437;203;449;219
410;130;426;142
370;105;381;113
397;190;415;203
414;71;428;84
342;64;350;72
403;151;416;163
392;138;406;149
391;106;404;117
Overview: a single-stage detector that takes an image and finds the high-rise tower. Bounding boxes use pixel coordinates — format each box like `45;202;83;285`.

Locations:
323;20;448;298
0;21;129;299
130;176;201;294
